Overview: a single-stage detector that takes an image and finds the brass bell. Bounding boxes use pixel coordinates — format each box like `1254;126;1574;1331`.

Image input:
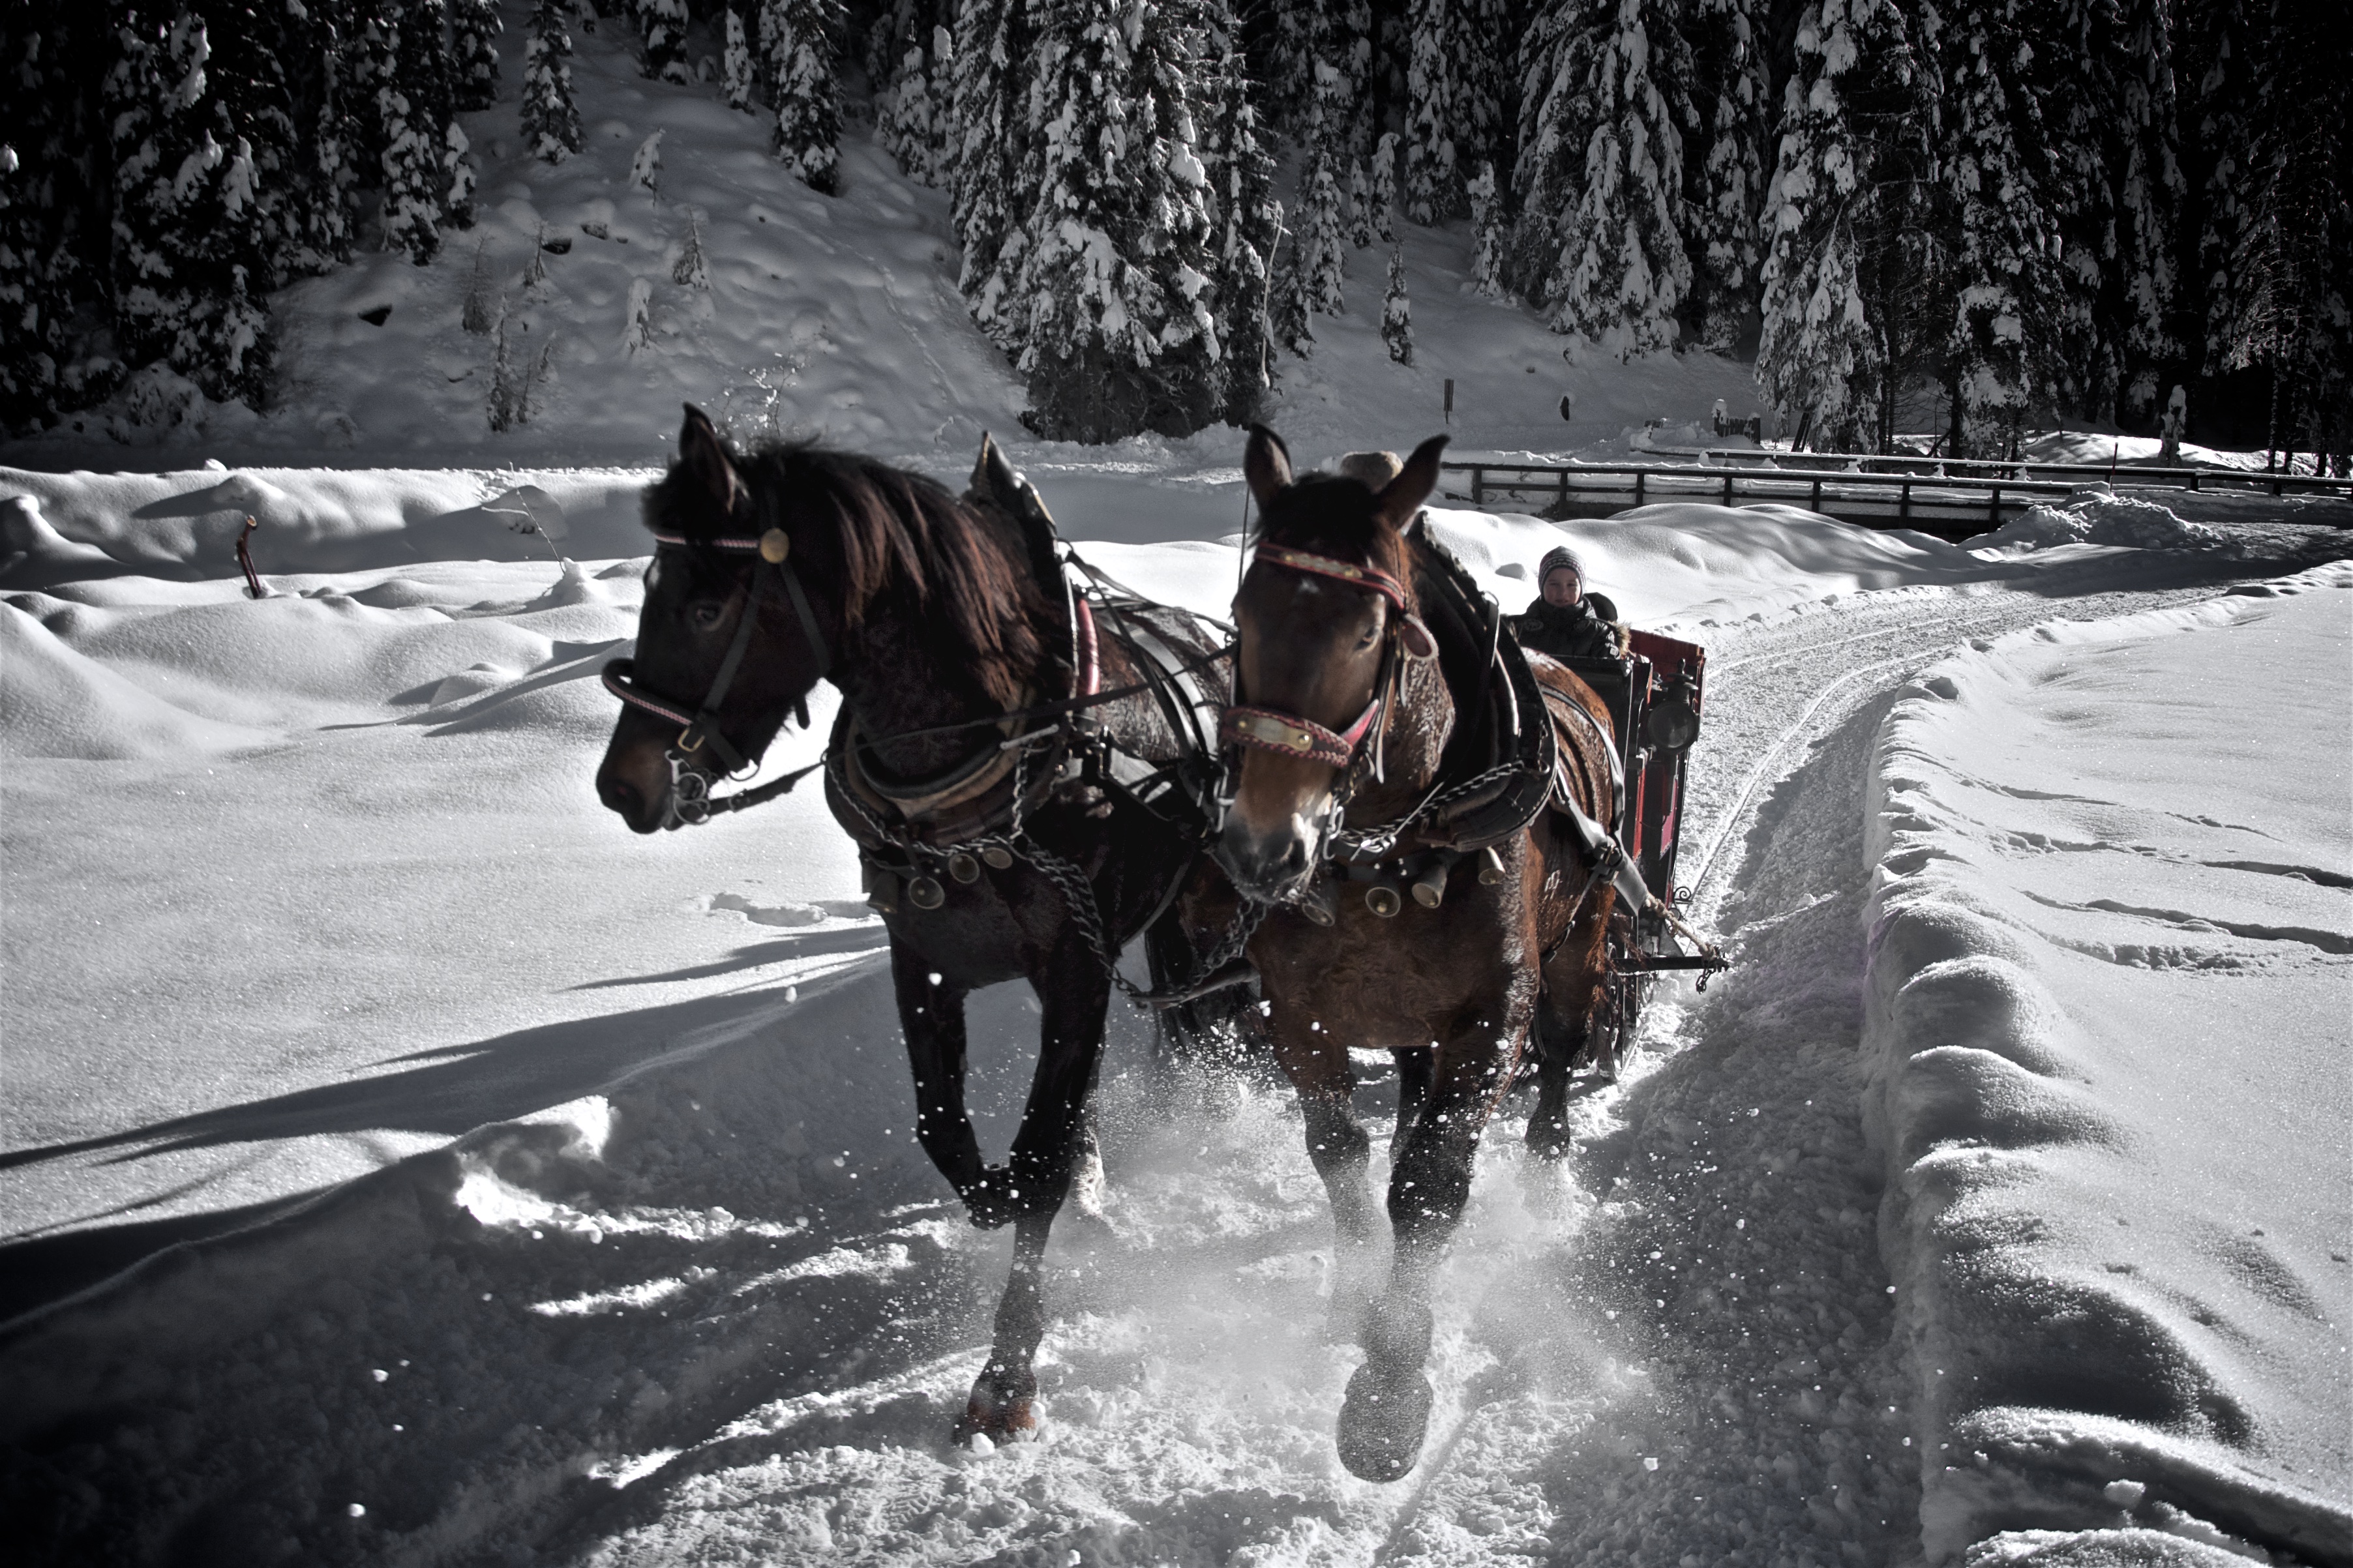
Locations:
1411;861;1449;910
1478;846;1506;885
948;851;981;883
907;875;946;910
867;872;900;914
981;845;1015;870
1365;885;1402;918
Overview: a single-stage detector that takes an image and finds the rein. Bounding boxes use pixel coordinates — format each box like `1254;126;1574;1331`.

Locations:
605;518;1238;824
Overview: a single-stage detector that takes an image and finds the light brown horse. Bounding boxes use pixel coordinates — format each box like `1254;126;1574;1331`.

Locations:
1215;427;1625;1481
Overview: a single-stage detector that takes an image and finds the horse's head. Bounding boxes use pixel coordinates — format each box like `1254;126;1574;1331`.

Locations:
596;406;838;833
1215;426;1448;904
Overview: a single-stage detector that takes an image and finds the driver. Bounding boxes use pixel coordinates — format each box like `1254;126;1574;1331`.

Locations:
1514;545;1625;660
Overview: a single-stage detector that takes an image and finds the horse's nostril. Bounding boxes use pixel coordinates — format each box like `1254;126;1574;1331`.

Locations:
599;774;642;817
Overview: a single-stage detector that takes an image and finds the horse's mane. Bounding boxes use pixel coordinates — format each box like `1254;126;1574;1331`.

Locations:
646;439;1048;709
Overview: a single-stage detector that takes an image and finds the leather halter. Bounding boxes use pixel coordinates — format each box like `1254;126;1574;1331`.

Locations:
1221;544;1430;773
601;525;831;775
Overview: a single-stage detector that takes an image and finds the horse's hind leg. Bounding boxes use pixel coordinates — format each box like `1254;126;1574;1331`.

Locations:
1527;891;1613;1159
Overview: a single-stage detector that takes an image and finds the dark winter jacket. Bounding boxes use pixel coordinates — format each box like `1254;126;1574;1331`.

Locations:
1515;592;1625;662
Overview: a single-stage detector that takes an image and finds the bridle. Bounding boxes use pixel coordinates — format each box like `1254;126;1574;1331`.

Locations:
1218;542;1435;779
601;524;832;780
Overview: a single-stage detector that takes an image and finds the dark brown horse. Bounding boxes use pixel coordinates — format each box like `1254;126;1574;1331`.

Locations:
597;409;1242;1443
1215;427;1626;1481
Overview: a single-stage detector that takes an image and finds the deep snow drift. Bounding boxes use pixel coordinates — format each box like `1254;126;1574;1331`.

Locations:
1865;570;2353;1563
2;453;2347;1566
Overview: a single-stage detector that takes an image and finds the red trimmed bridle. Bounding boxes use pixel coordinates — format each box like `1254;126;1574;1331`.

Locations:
1219;542;1437;775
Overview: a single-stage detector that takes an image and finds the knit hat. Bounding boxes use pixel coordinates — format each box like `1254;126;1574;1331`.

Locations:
1538;545;1584;585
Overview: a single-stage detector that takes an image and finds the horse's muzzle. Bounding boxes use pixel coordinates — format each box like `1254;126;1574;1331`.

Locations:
1215;817;1321;907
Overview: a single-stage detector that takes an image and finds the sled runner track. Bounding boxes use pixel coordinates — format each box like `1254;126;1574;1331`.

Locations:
1686;650;1919;905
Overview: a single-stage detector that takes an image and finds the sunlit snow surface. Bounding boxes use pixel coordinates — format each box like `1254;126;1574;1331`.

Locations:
1;460;2346;1567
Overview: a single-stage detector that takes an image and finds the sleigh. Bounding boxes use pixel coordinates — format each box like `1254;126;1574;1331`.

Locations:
1550;627;1726;1076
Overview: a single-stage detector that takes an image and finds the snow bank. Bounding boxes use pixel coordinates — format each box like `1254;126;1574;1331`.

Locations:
1861;565;2353;1565
0;464;657;586
1970;491;2247;559
2022;432;2328;477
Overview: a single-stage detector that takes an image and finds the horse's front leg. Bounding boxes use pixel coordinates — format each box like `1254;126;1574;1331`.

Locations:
955;933;1112;1442
892;938;992;1211
1268;1013;1378;1339
1338;1011;1525;1481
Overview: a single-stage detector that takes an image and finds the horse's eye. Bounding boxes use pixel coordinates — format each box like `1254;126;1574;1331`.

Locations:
1358;622;1381;649
688;599;727;630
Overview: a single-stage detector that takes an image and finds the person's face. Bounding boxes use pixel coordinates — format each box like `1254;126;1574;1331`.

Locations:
1541;567;1583;607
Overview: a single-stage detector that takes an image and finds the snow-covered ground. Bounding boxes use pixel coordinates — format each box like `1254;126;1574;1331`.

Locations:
4;449;2347;1565
5;8;2350;1558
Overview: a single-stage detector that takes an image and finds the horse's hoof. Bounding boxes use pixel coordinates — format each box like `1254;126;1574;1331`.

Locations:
1336;1360;1434;1482
952;1367;1038;1447
1525;1114;1572;1161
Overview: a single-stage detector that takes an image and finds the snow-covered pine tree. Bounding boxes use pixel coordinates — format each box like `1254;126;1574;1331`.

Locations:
674;210;710;288
105;8;277;405
1300;141;1349;313
948;0;1040;350
878;23;952;183
1513;0;1696;359
1199;0;1280;420
0;3;118;425
2181;0;2253;388
635;0;690;83
522;0;584;160
1270;224;1315;357
2210;0;2351;464
630;129;664;197
723;7;757;110
766;0;842;194
1381;244;1412;362
1370;130;1398;243
451;0;503;111
1685;0;1768;351
1754;0;1939;451
1013;0;1227;437
1347;160;1374;248
1940;0;2067;457
297;7;360;269
380;0;460;261
1467;158;1506;297
2096;0;2183;419
1404;0;1465;222
462;239;496;331
203;0;308;290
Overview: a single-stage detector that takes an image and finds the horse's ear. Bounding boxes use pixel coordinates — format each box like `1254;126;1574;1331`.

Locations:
679;404;743;519
1373;434;1449;533
970;431;1021;512
1244;424;1293;510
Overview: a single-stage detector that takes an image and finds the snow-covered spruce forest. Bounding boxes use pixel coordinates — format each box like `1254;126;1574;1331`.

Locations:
3;0;2347;458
